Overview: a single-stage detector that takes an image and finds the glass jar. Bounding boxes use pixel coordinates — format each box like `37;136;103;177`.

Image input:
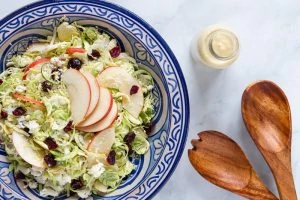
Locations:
191;25;240;69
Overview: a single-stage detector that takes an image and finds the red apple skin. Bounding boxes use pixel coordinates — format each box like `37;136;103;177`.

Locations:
78;101;118;133
77;87;113;128
81;71;100;118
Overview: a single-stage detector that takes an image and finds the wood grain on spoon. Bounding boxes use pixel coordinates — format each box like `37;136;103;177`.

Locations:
242;80;297;200
188;131;278;200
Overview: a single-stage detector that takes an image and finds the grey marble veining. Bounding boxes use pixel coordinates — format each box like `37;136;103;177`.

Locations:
1;1;299;199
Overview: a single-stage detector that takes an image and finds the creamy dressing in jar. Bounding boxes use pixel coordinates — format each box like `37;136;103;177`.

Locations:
191;25;240;69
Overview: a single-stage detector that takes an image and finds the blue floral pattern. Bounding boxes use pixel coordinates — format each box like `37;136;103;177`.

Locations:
153;131;167;161
0;168;11;184
0;1;189;199
135;42;155;66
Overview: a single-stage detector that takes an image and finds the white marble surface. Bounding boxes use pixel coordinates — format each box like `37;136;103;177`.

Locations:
1;1;300;199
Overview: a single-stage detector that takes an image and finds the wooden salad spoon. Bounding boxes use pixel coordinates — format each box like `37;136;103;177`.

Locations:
188;130;278;200
242;80;297;200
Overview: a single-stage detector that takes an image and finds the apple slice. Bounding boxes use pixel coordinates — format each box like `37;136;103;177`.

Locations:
94;181;110;194
12;132;45;168
87;127;115;154
78;101;118;133
24;57;50;73
27;43;49;54
86;152;107;167
23;57;50;80
81;72;100;117
62;69;91;124
78;87;112;127
97;67;144;118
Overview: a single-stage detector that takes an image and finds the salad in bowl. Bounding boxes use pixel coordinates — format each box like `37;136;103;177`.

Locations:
0;21;155;198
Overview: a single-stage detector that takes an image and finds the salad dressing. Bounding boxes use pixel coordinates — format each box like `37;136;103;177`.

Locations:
192;25;240;69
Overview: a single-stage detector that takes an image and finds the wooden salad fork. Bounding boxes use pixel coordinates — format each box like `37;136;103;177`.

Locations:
188;130;278;200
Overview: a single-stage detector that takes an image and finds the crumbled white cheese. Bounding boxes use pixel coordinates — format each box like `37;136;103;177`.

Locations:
50;56;60;64
26;120;40;133
76;188;91;199
17;122;26;129
35;175;47;184
88;163;105;178
30;166;44;177
50;56;65;67
15;85;27;93
40;187;60;197
16;116;26;129
56;173;72;186
28;181;38;189
51;121;60;130
64;147;70;155
51;120;68;131
92;39;110;51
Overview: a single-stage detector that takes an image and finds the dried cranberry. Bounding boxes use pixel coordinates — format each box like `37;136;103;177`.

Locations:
123;132;136;144
106;150;116;165
44;137;58;150
63;121;73;132
109;46;121;58
12;107;26;116
127;144;134;156
51;67;59;72
88;49;101;60
44;154;57;167
51;68;62;81
71;179;83;190
130;85;139;95
41;81;52;92
87;55;93;60
144;123;153;135
15;171;25;180
23;127;30;133
1;111;8;119
0;79;3;85
68;58;82;70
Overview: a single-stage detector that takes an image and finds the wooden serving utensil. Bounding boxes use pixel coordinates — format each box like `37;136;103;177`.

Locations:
242;80;297;200
188;130;278;200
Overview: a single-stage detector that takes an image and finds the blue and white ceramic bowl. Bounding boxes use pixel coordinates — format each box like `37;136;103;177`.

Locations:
0;0;189;199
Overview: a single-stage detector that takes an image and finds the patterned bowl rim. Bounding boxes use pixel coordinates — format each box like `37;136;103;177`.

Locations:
0;0;190;199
